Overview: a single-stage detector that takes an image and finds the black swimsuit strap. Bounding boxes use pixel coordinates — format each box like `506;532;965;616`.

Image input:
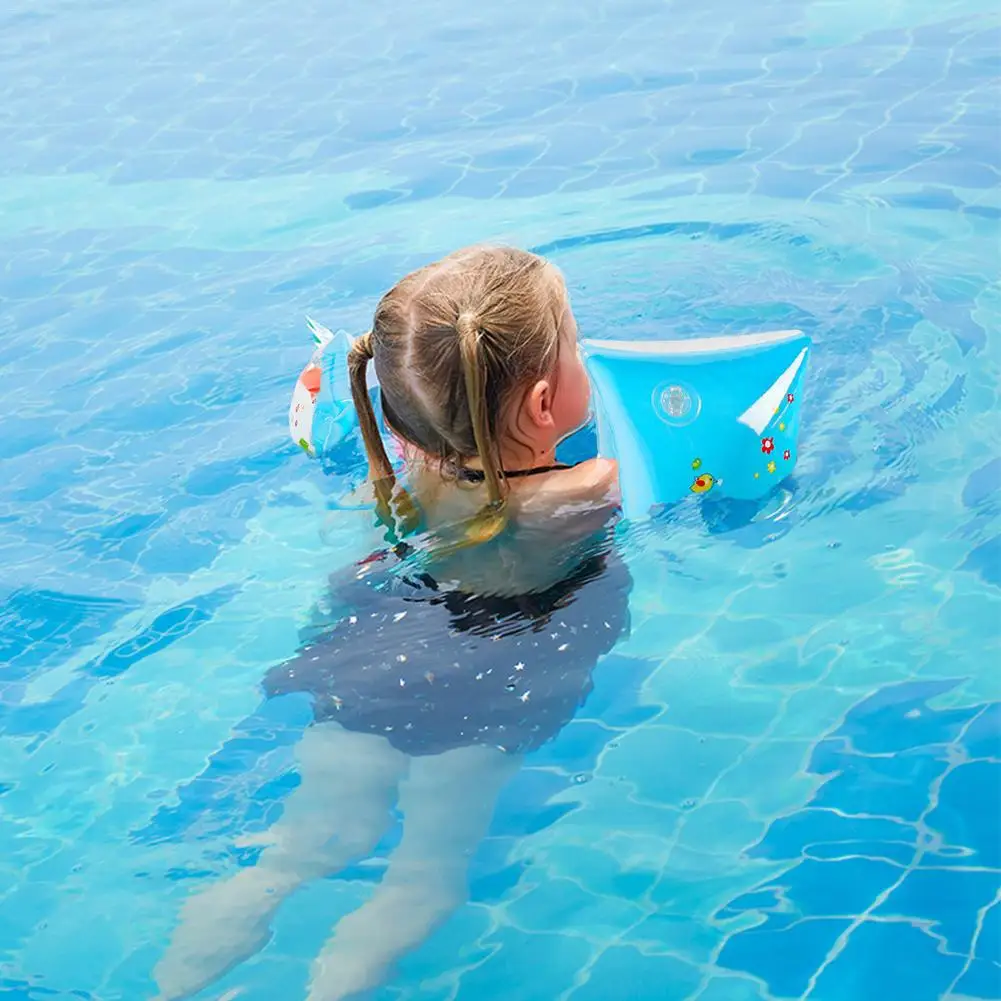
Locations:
456;463;573;483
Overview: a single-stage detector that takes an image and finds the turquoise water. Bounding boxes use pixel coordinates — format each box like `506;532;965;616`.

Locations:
1;0;1000;999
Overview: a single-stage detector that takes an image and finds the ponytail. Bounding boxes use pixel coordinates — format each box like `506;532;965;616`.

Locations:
455;313;509;548
348;331;417;540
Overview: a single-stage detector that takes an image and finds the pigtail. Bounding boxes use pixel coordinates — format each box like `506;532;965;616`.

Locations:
455;313;509;547
348;331;418;539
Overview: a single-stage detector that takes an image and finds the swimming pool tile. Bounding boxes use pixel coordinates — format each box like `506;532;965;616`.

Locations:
810;746;948;823
717;917;852;998
505;876;645;938
570;945;702;1001
529;719;618;775
501;168;575;200
607;727;749;809
873;867;1001;958
807;918;966;1001
489;767;578;841
976;897;1001;965
673;800;767;859
961;703;1001;760
949;955;1001;1001
961;536;1001;589
766;688;874;743
532;842;659;903
528;783;682;857
623;911;722;965
805;839;918;868
453;927;595;1001
829;679;978;754
580;653;661;730
747;808;917;864
755;856;903;922
703;612;804;657
0;587;135;686
647;844;784;920
709;740;822;819
641;668;782;740
695;974;772;1001
925;761;1001;869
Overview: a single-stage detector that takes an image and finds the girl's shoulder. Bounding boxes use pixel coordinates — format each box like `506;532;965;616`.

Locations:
517;457;619;510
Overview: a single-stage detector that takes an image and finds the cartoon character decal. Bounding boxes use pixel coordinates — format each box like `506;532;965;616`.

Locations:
289;363;321;455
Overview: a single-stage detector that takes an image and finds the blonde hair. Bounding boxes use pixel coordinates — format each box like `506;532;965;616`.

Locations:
347;246;567;548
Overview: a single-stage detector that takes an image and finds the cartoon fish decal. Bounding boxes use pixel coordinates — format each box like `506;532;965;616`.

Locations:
300;365;322;399
690;473;715;494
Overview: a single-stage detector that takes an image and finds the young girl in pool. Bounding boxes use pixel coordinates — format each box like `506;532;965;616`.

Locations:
154;246;631;1001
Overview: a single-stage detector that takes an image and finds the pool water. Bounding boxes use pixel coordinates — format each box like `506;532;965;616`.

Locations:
1;0;999;999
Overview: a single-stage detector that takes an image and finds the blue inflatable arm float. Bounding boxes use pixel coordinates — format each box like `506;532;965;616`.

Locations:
289;319;810;520
582;329;809;517
288;317;370;458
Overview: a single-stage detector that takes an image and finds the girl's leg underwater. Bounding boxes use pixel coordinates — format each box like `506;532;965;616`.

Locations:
306;743;520;1001
154;723;408;1001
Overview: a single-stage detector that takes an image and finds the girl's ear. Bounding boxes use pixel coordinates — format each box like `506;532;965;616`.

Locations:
524;379;556;429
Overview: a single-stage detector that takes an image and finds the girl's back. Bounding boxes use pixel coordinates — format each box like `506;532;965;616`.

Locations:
404;456;620;595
